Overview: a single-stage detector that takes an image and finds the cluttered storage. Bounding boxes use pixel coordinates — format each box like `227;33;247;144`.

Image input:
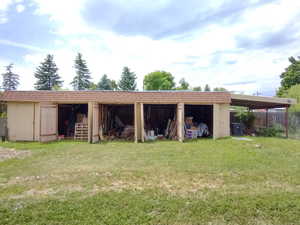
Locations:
99;104;135;141
58;104;88;140
143;104;177;141
184;105;212;139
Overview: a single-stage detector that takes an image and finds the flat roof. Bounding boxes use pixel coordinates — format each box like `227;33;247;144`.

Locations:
0;91;295;108
0;90;231;104
231;94;296;109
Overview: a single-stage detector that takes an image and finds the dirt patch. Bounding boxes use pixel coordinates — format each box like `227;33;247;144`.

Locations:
0;147;31;161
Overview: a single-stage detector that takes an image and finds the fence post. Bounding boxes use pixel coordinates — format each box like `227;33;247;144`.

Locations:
285;107;289;138
266;108;269;128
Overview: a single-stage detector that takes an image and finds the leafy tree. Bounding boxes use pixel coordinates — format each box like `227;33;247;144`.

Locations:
119;67;137;91
193;86;202;91
277;56;300;96
111;80;118;90
204;84;211;92
143;71;175;90
89;83;98;90
213;87;227;91
34;54;62;90
52;85;69;91
1;63;19;90
71;53;92;90
97;74;113;90
283;84;300;112
176;78;189;90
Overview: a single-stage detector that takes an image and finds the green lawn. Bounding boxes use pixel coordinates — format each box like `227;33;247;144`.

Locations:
0;138;300;225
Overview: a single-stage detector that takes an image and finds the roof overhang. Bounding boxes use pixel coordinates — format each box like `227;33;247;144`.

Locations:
231;94;296;109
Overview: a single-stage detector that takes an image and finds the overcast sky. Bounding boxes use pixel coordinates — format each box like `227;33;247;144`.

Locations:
1;0;300;95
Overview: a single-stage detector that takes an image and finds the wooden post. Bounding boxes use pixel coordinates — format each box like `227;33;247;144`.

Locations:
140;103;144;142
134;102;142;143
266;108;269;128
285;107;289;138
134;103;138;143
177;103;184;142
88;102;93;143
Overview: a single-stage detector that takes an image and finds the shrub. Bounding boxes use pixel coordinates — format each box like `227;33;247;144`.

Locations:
257;124;284;137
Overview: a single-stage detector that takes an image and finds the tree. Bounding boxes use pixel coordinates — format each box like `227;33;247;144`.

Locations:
119;67;137;91
283;84;300;112
111;80;118;90
1;63;20;90
177;78;189;90
143;71;175;90
97;74;113;90
71;53;92;90
193;86;202;91
34;54;62;90
213;87;227;91
277;56;300;96
204;84;211;92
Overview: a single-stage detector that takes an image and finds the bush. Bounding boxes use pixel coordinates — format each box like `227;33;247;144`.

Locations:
257;124;284;137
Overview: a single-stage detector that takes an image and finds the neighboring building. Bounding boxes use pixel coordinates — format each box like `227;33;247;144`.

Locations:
0;91;295;143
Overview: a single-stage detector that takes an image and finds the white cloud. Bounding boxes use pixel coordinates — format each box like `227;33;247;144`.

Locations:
2;0;299;96
0;39;47;52
0;0;13;24
16;4;25;13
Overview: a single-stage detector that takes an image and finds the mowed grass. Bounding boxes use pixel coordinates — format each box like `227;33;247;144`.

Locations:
0;138;300;225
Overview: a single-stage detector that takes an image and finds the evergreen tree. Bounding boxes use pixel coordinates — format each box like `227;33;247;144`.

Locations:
97;74;113;90
71;53;92;90
118;67;137;91
204;84;211;92
1;63;20;90
34;54;62;90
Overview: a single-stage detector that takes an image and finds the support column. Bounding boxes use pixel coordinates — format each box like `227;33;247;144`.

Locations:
134;102;142;143
213;104;230;139
92;102;99;143
88;102;93;143
285;107;289;138
177;103;184;142
140;103;144;142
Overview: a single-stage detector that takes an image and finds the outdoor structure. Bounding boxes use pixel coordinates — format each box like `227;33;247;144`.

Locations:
0;91;295;143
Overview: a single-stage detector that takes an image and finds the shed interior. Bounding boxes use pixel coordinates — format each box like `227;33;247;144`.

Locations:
100;104;134;141
58;104;88;139
143;104;177;140
184;105;213;138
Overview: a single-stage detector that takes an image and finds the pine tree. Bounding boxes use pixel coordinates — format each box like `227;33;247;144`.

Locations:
1;63;20;90
118;67;137;91
97;74;113;90
71;53;92;90
34;54;62;90
204;84;211;92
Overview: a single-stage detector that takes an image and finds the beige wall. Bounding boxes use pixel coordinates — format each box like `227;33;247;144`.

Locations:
7;102;35;141
40;102;57;142
92;102;99;143
34;103;40;141
134;102;142;142
177;103;184;142
213;103;230;139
